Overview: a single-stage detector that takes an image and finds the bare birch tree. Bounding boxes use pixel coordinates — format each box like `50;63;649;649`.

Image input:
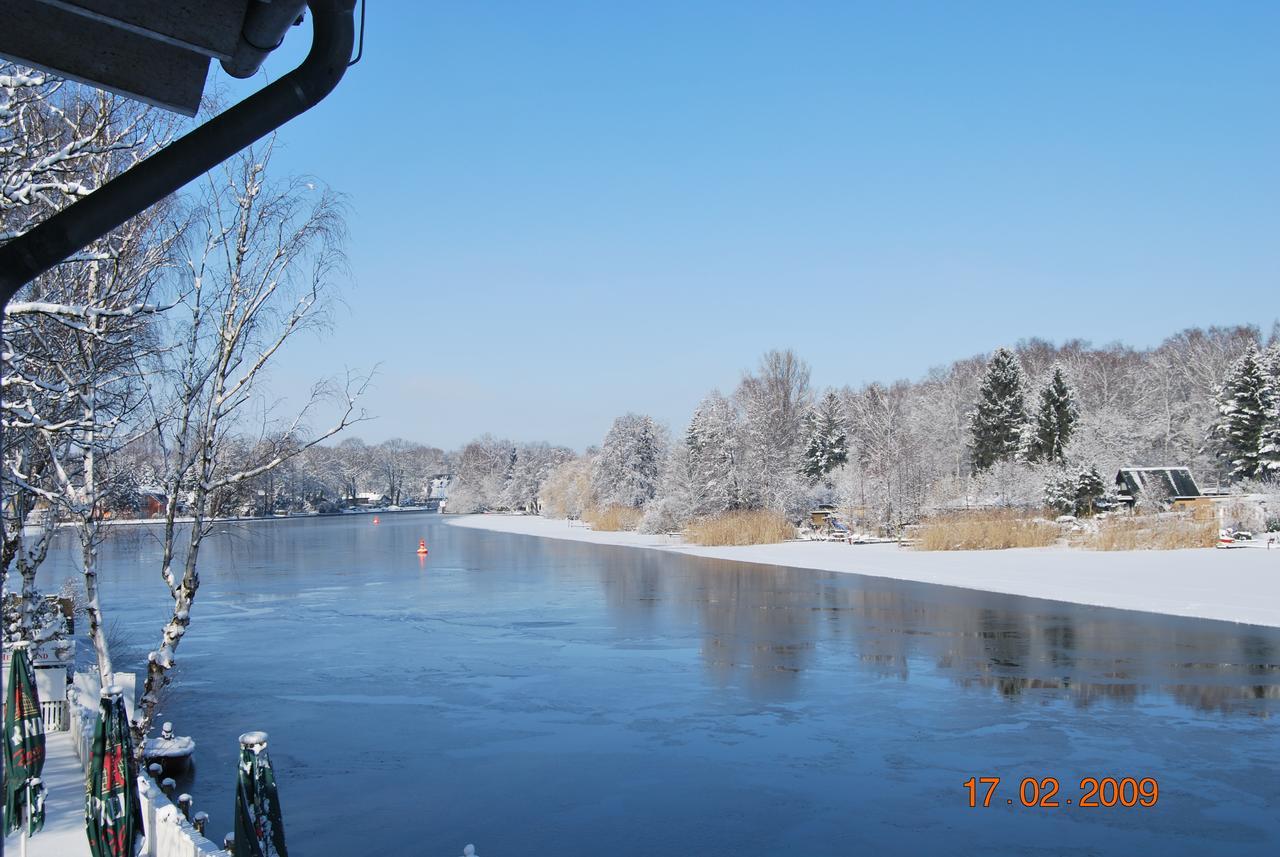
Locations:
2;63;178;667
132;141;369;749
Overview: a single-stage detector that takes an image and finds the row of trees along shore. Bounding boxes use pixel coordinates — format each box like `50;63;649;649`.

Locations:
4;61;1280;752
1;65;370;752
448;333;1280;533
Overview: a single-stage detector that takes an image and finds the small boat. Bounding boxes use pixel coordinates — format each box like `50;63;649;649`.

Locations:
143;722;196;777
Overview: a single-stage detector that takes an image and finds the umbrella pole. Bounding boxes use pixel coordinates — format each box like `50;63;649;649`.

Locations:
19;829;26;857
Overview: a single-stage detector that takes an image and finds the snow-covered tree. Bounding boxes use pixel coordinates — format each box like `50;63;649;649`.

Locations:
2;63;179;675
1209;346;1273;481
1138;326;1260;477
912;357;985;481
969;347;1029;471
845;381;930;531
967;459;1045;508
592;413;668;508
502;442;573;513
447;435;516;512
2;63;173;244
332;436;373;501
802;390;848;484
133;142;369;751
685;390;742;513
539;454;596;518
1074;466;1107;516
639;442;701;533
735;349;810;513
1261;343;1280;478
1025;367;1077;464
1261;409;1280;479
1043;470;1077;514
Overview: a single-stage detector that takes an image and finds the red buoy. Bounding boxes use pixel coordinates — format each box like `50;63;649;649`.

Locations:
373;516;380;525
417;539;428;555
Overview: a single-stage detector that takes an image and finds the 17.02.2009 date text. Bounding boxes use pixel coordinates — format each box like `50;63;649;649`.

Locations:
964;776;1159;808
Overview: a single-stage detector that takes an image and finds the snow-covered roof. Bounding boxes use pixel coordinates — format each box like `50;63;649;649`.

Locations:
1114;467;1201;500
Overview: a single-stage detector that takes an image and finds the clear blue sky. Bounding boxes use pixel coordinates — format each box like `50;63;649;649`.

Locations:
222;1;1278;451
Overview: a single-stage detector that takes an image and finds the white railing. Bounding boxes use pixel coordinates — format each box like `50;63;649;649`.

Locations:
68;686;228;857
40;698;68;731
67;685;95;770
137;777;228;857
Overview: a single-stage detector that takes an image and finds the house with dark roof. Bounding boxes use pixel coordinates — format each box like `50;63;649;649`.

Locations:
1114;467;1202;510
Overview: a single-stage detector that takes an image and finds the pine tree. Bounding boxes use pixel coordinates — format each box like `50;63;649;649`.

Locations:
1026;367;1077;464
1042;470;1076;515
1210;346;1271;481
1261;343;1280;478
1259;414;1280;478
969;347;1029;472
802;390;849;483
1075;466;1106;516
686;391;742;512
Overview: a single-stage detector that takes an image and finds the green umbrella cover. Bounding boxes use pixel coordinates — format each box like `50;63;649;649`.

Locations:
4;641;46;836
234;731;288;857
85;686;142;857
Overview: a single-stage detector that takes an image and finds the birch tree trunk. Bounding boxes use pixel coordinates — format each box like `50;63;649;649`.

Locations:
132;142;368;751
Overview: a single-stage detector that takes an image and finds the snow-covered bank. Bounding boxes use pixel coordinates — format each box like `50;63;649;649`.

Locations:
443;514;1280;628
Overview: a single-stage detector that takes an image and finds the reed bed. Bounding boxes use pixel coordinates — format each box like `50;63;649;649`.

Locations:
914;509;1060;551
583;505;644;532
684;510;796;546
1075;507;1217;550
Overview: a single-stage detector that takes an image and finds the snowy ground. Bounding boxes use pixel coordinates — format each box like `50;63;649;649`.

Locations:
3;731;89;857
443;514;1280;628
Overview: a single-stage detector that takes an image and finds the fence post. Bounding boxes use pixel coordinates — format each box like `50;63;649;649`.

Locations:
138;776;157;857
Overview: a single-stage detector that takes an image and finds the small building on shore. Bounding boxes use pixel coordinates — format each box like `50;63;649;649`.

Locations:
1114;467;1204;510
427;475;450;500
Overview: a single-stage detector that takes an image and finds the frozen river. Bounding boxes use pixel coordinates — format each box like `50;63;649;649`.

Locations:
39;511;1280;855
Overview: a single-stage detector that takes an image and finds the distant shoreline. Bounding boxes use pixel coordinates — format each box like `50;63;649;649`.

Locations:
49;505;437;531
442;513;1280;628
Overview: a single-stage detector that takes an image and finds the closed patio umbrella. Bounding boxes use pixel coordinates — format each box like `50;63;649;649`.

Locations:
4;641;46;852
234;731;288;856
85;686;142;857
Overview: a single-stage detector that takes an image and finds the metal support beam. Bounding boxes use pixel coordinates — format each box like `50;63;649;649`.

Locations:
0;0;358;304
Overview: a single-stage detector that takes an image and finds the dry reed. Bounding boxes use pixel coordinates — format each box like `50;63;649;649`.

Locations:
914;509;1059;551
583;505;644;532
684;510;796;546
1076;507;1217;551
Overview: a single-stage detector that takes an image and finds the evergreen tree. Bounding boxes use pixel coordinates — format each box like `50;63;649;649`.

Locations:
1075;466;1106;516
1262;344;1280;478
1260;411;1280;478
1026;367;1077;464
686;391;742;511
1042;470;1077;515
802;390;849;483
969;347;1029;472
592;413;669;507
1210;346;1272;481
